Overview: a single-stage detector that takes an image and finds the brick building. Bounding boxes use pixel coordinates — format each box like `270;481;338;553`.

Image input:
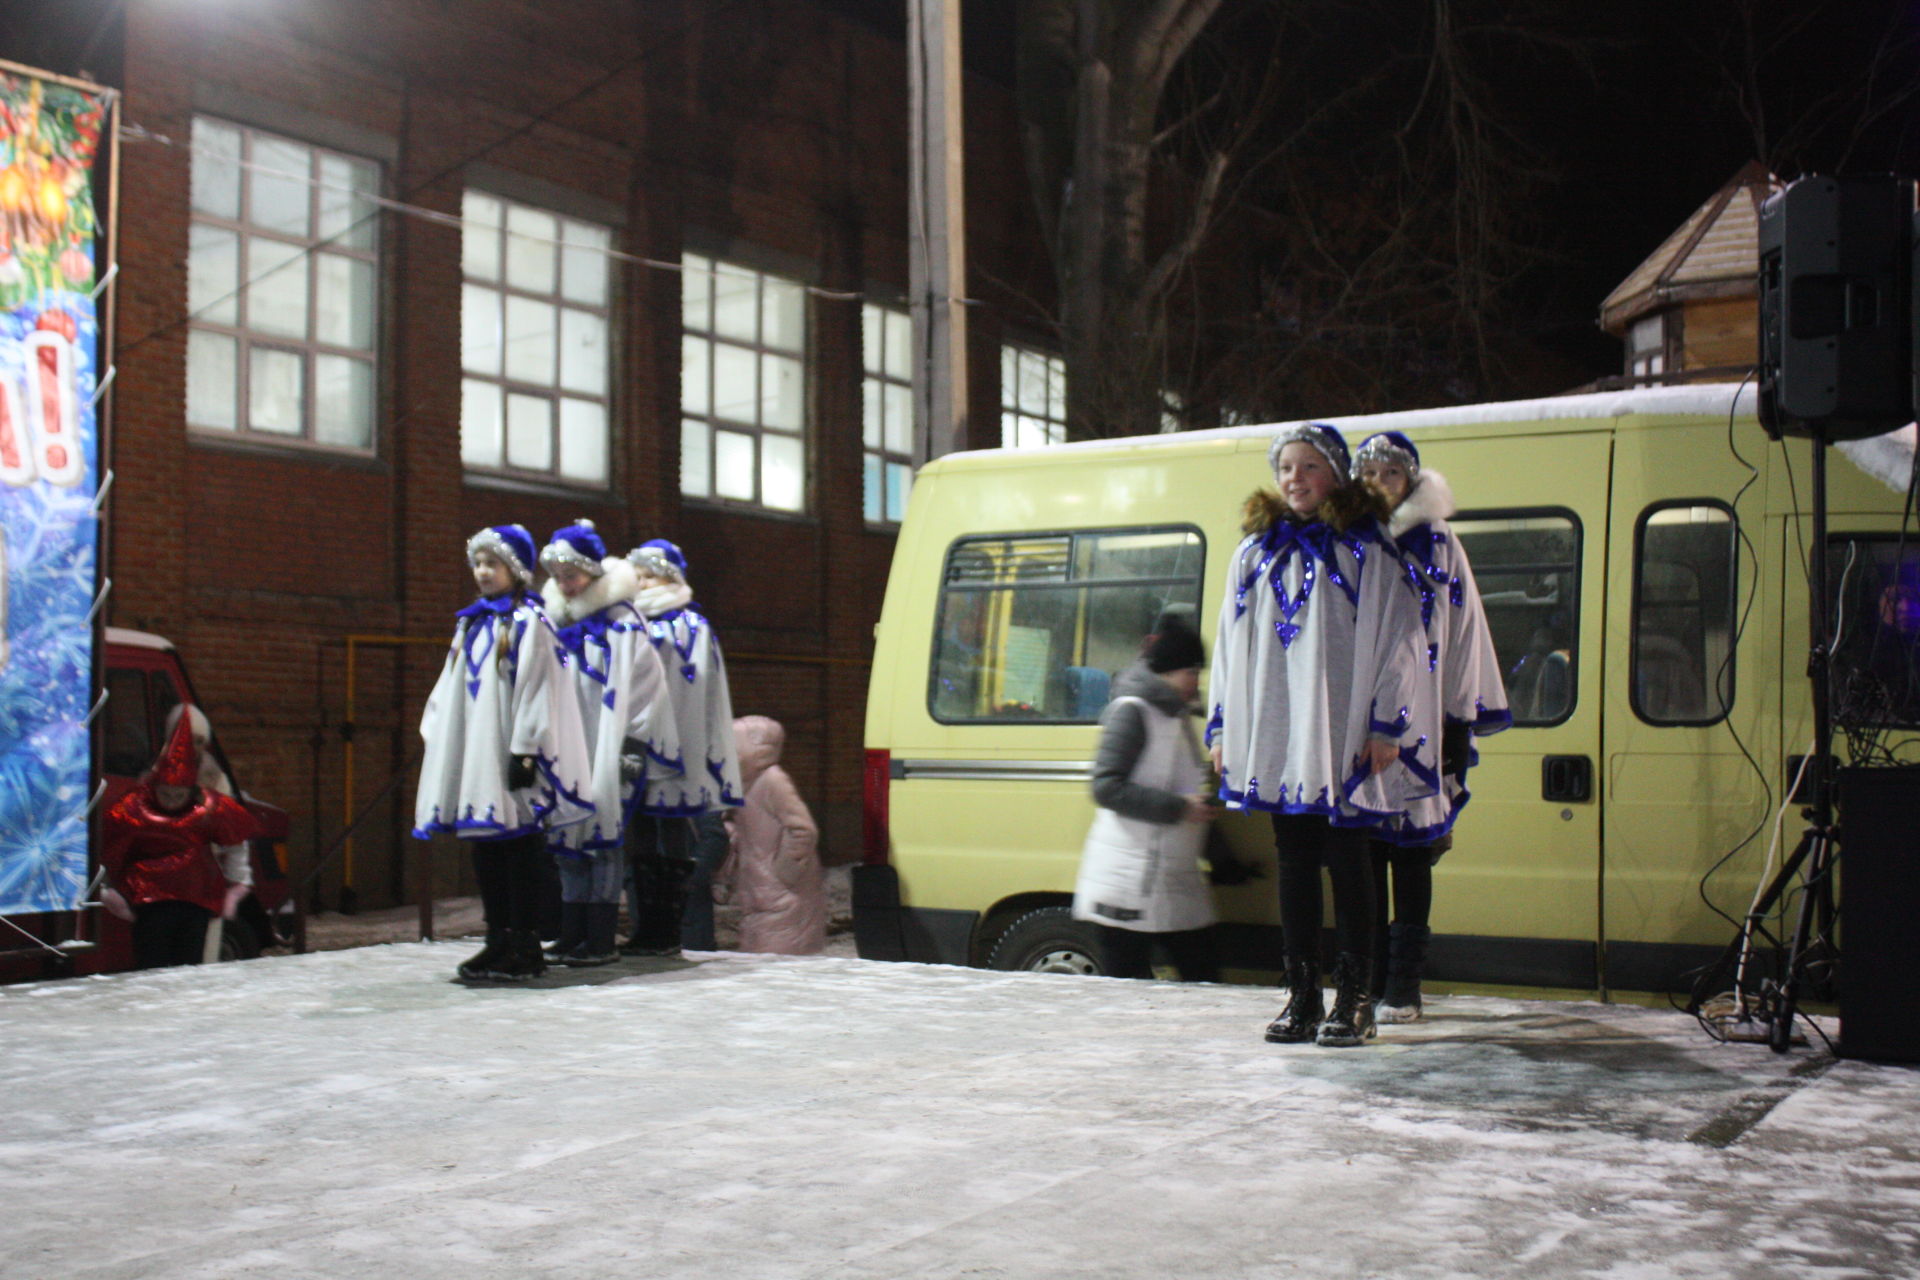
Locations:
9;0;1061;907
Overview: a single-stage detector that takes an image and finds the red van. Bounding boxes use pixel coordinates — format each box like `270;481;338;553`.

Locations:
0;627;292;982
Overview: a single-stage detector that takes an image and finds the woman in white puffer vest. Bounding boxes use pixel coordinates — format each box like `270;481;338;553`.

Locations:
1072;614;1221;981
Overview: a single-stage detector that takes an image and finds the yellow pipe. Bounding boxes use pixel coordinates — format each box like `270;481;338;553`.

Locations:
339;635;446;896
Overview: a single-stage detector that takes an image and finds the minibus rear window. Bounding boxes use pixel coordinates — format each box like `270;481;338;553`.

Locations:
1452;511;1581;727
1829;534;1920;732
1631;502;1737;726
930;526;1205;723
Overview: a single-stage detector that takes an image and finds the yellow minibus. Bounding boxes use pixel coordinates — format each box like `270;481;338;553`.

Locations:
855;384;1918;995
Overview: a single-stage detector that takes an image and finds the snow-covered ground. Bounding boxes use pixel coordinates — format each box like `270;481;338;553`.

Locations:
2;945;1915;1279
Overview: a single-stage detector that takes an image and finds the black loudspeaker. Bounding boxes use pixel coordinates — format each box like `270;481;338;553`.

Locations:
1836;765;1920;1063
1757;175;1914;441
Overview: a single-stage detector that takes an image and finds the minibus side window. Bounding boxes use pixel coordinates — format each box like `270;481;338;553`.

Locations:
1828;535;1920;732
103;668;152;776
930;527;1205;723
1631;502;1737;725
1451;511;1581;727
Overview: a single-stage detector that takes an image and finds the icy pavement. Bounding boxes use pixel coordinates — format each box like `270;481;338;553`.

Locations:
2;947;1917;1280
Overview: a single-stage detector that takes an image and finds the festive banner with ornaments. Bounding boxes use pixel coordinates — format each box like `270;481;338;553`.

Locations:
0;67;111;917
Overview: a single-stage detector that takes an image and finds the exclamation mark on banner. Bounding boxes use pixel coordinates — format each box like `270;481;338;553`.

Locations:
26;312;81;488
0;377;32;487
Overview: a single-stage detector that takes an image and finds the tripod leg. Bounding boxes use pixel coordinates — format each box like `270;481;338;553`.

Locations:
1770;829;1832;1053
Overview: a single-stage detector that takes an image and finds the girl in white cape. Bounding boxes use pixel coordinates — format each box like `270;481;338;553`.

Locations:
1207;422;1431;1047
414;524;595;982
540;520;681;966
1353;430;1511;1023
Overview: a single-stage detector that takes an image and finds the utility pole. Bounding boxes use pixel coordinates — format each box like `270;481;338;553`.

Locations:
908;0;969;459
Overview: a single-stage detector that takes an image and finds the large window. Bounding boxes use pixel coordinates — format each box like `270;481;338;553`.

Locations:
460;191;613;485
1830;535;1920;732
1632;503;1736;725
186;117;380;449
862;303;915;524
930;527;1204;723
1453;511;1582;726
1000;343;1066;448
681;253;807;512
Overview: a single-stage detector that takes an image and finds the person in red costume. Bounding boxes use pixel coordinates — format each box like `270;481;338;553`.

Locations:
101;707;258;968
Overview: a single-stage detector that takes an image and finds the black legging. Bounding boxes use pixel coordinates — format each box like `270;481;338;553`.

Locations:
1369;838;1435;988
1096;924;1219;982
470;831;549;934
1269;812;1374;963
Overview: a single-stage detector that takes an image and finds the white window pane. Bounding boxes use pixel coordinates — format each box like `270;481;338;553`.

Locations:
192;119;241;219
188;223;239;325
461;284;502;375
504;204;557;293
883;382;912;455
560;220;610;306
862;305;883;375
558;397;608;484
1018;351;1047;415
761;276;804;351
1047;357;1066;421
250;136;311;237
681;254;711;331
317;154;377;250
680;418;711;497
248;347;304;434
186;331;237;430
246;239;308;339
1000;410;1017;448
314;252;375;349
712;263;756;341
863;452;882;522
884;310;912;380
862;377;882;449
462;191;502;282
712;342;756;422
1000;346;1017;410
887;461;913;521
504;296;557;385
461;378;503;467
505;392;553;471
558;308;607;395
759;353;803;430
681;336;710;416
762;432;803;512
714;429;755;500
313;354;373;447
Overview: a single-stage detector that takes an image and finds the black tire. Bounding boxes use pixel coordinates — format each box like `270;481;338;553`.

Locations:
985;906;1105;975
218;915;261;962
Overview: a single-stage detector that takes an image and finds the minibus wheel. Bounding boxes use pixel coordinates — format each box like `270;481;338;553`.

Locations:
986;907;1104;976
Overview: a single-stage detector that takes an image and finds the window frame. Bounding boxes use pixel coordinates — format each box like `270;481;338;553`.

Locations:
457;188;617;489
1629;498;1738;727
679;251;812;515
1450;505;1585;729
925;523;1207;726
185;114;382;454
998;341;1067;448
861;301;916;526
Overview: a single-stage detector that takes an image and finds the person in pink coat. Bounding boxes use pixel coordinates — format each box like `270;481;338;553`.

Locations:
721;715;825;954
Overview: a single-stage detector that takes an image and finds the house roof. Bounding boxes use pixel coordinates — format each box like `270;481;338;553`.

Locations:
1599;162;1779;334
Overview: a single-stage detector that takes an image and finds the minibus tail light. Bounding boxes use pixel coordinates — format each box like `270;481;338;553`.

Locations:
862;748;890;865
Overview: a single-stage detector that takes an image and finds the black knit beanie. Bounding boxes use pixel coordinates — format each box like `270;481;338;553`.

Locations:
1144;614;1205;673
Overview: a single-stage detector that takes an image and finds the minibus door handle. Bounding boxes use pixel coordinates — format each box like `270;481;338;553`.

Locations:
1541;755;1593;803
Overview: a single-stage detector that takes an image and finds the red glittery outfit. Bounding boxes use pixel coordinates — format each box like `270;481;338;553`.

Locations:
102;709;256;913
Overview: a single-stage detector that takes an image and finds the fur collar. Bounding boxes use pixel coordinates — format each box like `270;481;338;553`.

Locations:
1386;468;1455;538
541;556;640;625
1241;482;1389;536
634;581;694;620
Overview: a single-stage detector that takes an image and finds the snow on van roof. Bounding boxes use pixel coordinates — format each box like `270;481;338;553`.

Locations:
104;626;174;651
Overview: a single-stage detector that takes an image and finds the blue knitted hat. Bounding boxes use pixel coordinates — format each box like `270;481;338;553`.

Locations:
628;538;688;584
1351;430;1421;481
466;524;537;585
1267;421;1352;479
540;519;607;577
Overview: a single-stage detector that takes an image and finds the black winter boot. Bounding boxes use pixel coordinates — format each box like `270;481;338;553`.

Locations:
1317;951;1377;1047
1377;923;1430;1024
488;929;547;981
623;854;695;956
1264;957;1324;1043
457;930;509;981
544;902;586;963
562;903;620;967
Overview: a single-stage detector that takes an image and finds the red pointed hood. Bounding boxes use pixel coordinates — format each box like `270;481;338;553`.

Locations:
151;704;200;788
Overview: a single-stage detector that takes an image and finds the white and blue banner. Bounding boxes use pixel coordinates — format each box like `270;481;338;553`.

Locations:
0;68;110;916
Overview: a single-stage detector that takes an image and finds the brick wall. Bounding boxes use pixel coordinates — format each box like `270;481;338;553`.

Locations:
104;0;1052;907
